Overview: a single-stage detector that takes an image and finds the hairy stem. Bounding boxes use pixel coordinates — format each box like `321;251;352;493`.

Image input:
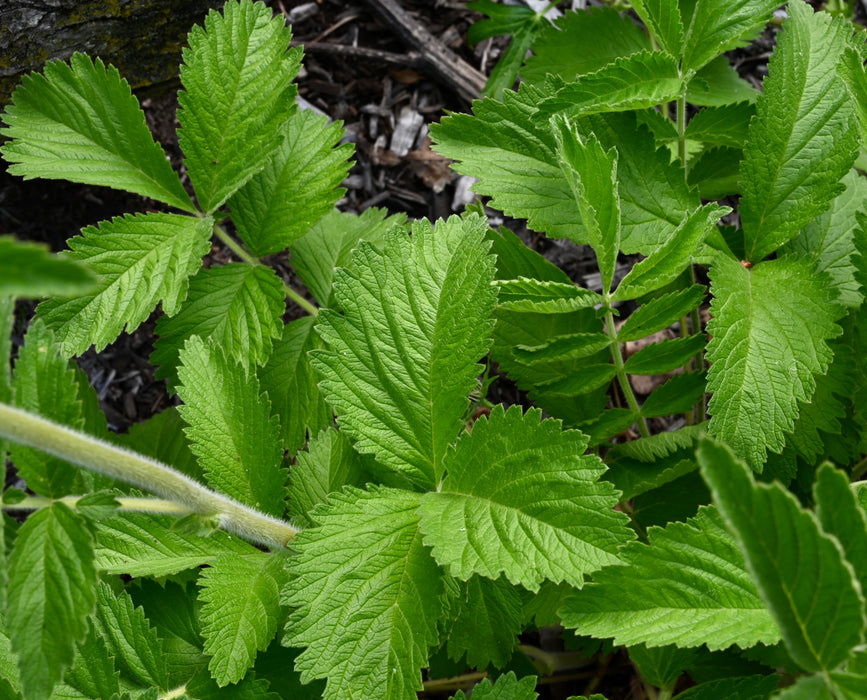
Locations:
3;495;193;516
0;403;299;549
604;305;650;438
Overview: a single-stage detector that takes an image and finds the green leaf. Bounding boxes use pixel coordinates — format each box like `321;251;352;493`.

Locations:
698;437;866;672
468;0;536;44
640;371;707;418
11;320;84;497
288;427;370;527
290;207;405;306
92;582;168;689
781;169;867;308
607;424;704;464
451;672;538;700
681;0;781;72
684;103;755;149
177;0;301;213
94;512;257;577
229;108;353;256
740;0;858;262
617;285;705;342
514;333;612;365
312;214;496;490
487;223;574;284
629;0;684;57
284;486;443;700
152;263;285;382
520;7;650;86
628;644;697;689
537;364;618;398
116;407;201;481
624;334;706;376
7;503;97;700
419;405;633;591
673;675;780;700
0;237;97;298
37;212;212;356
559;505;779;649
706;255;843;470
445;576;523;669
258;316;332;457
688;146;743;199
686;56;760;107
199;552;288;686
185;668;281;700
63;629;121;700
0;296;12;609
551;119;620;292
496;277;602;314
613;204;729;302
0;53;194;212
772;675;834;700
537;52;685;119
177;335;286;517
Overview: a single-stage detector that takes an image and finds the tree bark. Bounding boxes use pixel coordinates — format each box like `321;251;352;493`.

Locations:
0;0;225;106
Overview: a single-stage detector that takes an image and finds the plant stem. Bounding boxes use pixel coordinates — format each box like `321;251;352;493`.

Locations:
212;223;319;317
0;403;299;549
604;304;650;438
676;94;688;177
3;495;192;516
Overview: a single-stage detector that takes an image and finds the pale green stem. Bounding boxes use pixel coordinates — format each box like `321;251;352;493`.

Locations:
3;495;192;516
603;303;650;438
0;403;299;549
657;685;675;700
212;224;319;317
676;94;688;177
159;686;188;700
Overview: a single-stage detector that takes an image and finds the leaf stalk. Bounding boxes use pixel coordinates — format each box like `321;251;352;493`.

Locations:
603;303;650;438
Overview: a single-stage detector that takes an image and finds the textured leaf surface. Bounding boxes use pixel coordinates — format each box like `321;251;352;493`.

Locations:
177;336;286;516
673;675;780;700
7;503;97;700
451;673;538;700
177;0;301;212
419;406;632;591
559;505;779;649
285;486;442;700
200;553;288;686
513;333;611;365
0;53;194;212
537;52;684;119
152;263;285;381
496;278;602;313
312;214;496;490
629;0;683;57
230;108;352;256
623;334;706;375
698;438;865;672
740;0;857;261
92;582;167;689
684;103;755;149
782;169;867;308
0;237;96;298
63;630;121;700
706;255;842;470
37;213;212;356
687;56;760;107
617;285;705;343
94;512;256;577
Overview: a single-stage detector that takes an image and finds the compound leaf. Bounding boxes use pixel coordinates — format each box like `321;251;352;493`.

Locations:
0;53;194;213
698;437;865;672
312;214;496;490
559;505;779;649
178;0;301;213
152;263;285;382
496;278;602;314
199;552;289;686
623;334;706;376
229;108;353;256
37;213;212;356
706;255;843;470
418;405;632;591
0;237;96;298
617;285;705;343
284;486;443;700
6;503;97;700
177;335;286;517
740;0;858;262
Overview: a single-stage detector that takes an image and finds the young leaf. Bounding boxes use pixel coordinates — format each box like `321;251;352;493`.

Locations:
37;213;212;356
614;203;729;303
445;576;523;669
92;582;168;689
496;277;602;314
739;0;858;262
640;371;707;418
551;119;620;293
623;334;706;375
629;0;684;58
418;405;633;591
451;672;538;700
199;552;289;686
7;503;97;700
686;56;760;107
0;53;195;213
63;629;122;700
290;207;405;306
152;263;285;382
537;51;685;119
617;285;705;343
559;505;779;650
284;486;443;700
312;214;496;490
258;317;332;458
0;237;97;298
684;103;755;149
513;333;612;365
681;0;781;73
698;437;866;673
177;0;301;213
229;108;353;256
706;255;843;470
177;335;286;517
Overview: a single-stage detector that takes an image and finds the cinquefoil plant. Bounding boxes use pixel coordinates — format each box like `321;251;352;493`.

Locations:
0;1;866;699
